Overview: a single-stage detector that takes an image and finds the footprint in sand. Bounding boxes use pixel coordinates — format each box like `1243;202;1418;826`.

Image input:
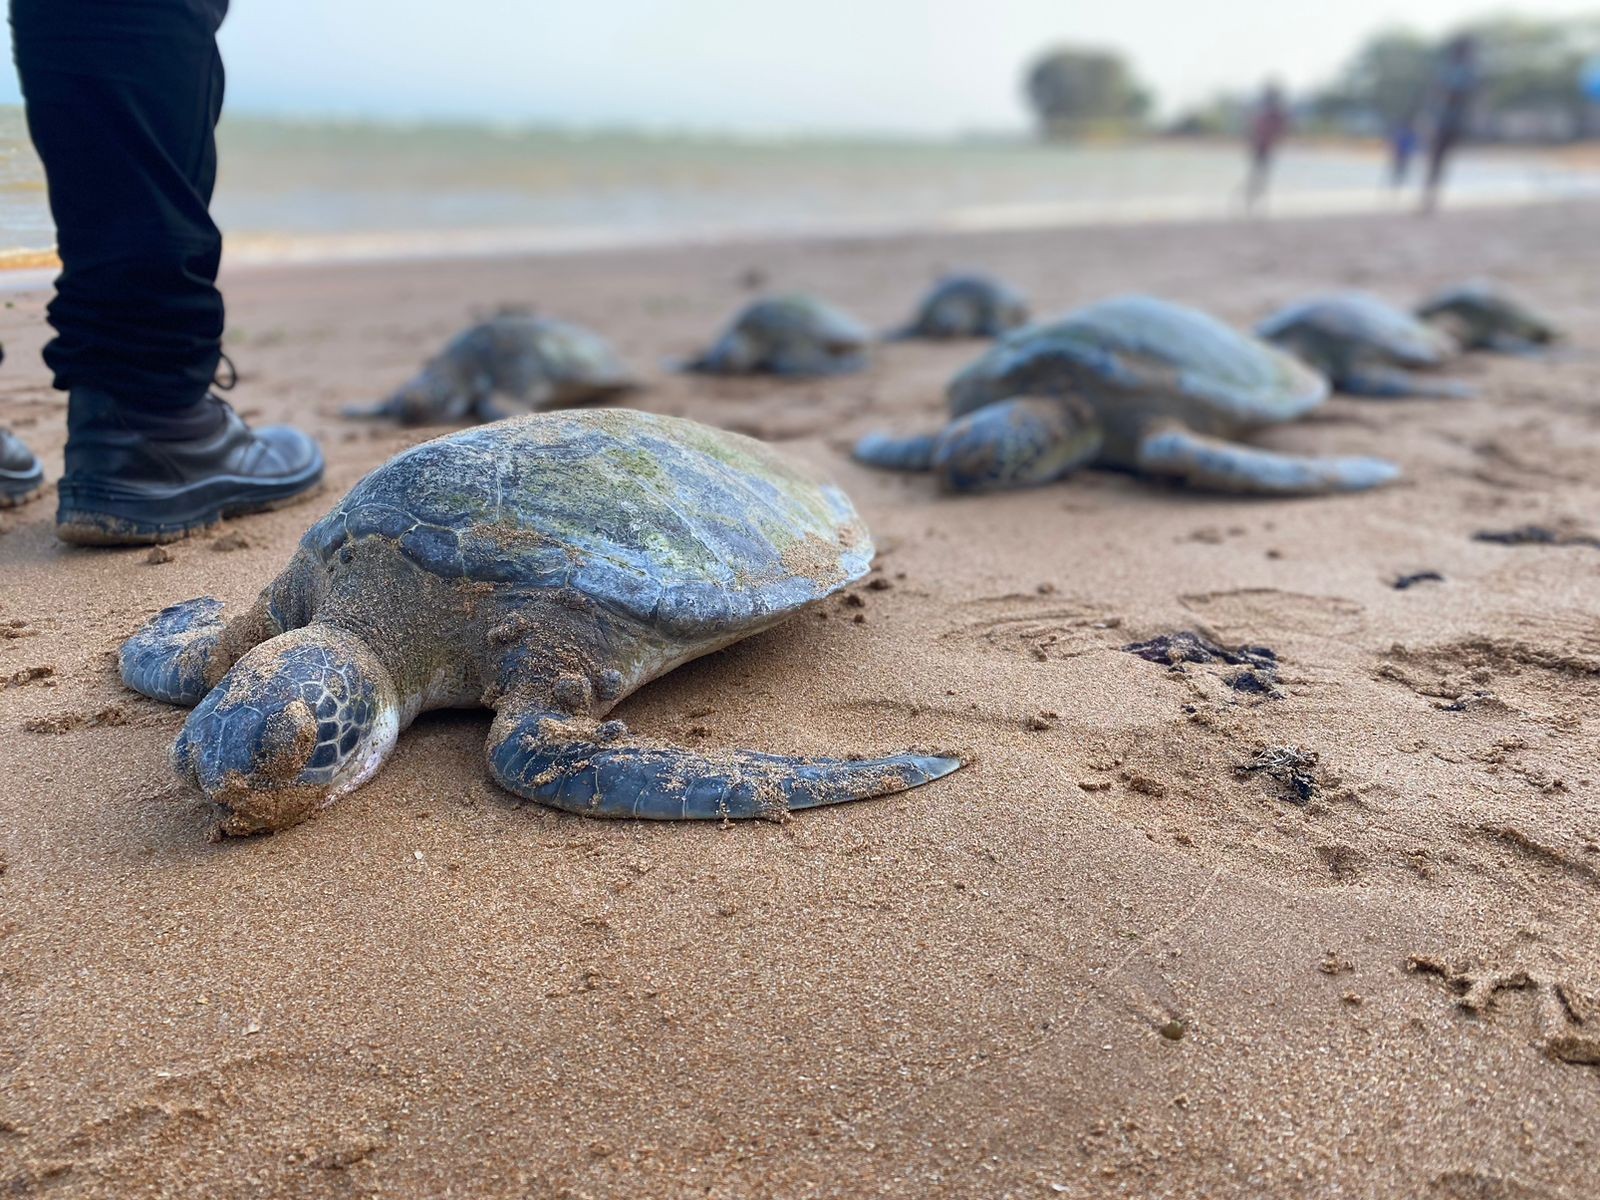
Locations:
1179;588;1365;641
0;1053;400;1193
1376;636;1600;719
938;592;1122;663
1065;711;1408;892
1407;955;1600;1069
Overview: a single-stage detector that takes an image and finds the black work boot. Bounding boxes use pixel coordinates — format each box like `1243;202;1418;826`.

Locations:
0;429;44;508
56;389;323;545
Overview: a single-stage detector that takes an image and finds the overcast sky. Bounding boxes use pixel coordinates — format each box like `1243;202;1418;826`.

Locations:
4;0;1596;134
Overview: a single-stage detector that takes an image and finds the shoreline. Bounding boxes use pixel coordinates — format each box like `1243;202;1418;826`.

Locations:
1;186;1595;290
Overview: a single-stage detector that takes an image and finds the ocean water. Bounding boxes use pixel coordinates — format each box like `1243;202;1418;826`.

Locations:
3;108;1600;266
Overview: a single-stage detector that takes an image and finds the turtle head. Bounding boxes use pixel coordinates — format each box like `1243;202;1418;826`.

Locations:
998;297;1031;331
171;626;400;836
1489;302;1558;345
947;333;1101;419
381;360;479;424
692;329;758;374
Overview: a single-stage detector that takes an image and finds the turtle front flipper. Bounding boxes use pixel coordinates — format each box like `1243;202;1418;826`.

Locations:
853;397;1103;491
122;550;327;706
487;711;962;820
1338;367;1474;399
342;364;483;424
767;345;864;377
119;598;231;705
1480;334;1552;359
929;397;1102;493
1136;425;1399;495
852;431;940;472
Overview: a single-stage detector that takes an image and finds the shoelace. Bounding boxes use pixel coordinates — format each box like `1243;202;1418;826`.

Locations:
213;351;238;392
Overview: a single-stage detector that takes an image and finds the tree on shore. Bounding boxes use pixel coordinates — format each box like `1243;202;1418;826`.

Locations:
1312;15;1600;141
1317;29;1434;127
1023;46;1151;139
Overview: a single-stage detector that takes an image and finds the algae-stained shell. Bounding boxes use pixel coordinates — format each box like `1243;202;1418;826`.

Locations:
1257;292;1455;366
518;317;635;387
304;410;871;635
906;274;1029;335
949;294;1328;424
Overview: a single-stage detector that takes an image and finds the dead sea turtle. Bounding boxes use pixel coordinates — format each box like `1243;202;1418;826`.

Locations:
1256;292;1468;398
686;295;870;376
1416;281;1560;353
854;295;1397;495
120;409;960;836
346;314;636;425
891;274;1030;340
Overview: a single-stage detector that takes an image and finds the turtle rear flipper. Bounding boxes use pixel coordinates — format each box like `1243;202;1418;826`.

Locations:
487;712;962;820
1136;426;1398;495
1339;367;1474;399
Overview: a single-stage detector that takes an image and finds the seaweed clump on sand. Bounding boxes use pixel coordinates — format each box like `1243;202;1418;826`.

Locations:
1237;744;1320;805
1123;630;1280;697
1473;526;1600;550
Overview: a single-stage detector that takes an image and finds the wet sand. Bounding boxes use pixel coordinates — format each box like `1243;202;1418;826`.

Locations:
2;203;1598;1198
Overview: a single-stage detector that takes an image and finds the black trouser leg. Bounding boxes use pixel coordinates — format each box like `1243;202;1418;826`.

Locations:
10;0;230;425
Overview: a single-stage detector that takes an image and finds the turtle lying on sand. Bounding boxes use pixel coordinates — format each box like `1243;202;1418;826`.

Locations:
686;295;870;376
853;295;1397;495
1256;292;1468;398
120;409;960;836
346;314;636;425
1416;282;1560;354
891;274;1030;340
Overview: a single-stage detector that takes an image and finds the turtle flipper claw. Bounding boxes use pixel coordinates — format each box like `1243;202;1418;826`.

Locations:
119;597;229;705
488;712;963;820
1136;427;1399;495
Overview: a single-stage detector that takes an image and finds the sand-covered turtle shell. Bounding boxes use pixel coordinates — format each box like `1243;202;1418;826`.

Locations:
452;314;635;404
1257;292;1456;367
303;410;871;636
733;295;870;346
949;295;1328;427
899;274;1030;339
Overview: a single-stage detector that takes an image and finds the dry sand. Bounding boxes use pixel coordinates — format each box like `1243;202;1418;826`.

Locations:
2;204;1599;1199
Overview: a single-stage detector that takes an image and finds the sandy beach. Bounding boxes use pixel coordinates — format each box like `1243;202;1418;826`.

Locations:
2;202;1599;1198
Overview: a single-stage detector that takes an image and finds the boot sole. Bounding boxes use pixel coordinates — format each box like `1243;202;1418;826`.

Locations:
0;468;45;509
56;468;324;547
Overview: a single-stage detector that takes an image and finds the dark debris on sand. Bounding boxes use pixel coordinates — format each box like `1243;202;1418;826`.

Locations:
1392;571;1444;590
1237;745;1321;806
1123;631;1281;697
1473;525;1600;549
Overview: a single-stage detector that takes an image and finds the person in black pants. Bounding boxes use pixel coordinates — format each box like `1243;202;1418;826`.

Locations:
3;0;322;543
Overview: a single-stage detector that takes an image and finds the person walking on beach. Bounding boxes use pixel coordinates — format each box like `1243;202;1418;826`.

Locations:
1243;81;1290;211
1;0;323;542
1388;109;1420;190
1421;34;1480;215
